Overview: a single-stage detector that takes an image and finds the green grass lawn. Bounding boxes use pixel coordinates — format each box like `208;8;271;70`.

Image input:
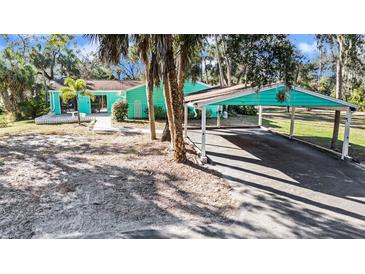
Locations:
0;119;96;137
261;108;365;162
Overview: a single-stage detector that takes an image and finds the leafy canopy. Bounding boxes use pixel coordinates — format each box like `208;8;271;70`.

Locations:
60;77;94;103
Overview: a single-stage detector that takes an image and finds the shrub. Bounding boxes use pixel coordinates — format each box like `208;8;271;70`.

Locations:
154;106;167;120
112;100;128;122
144;105;167;120
188;108;212;120
18;95;49;119
230;106;257;116
0;116;8;128
349;88;365;111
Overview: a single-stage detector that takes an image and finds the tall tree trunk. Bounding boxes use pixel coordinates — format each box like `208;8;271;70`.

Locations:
166;35;186;162
161;74;175;146
0;90;17;114
161;121;171;142
203;56;209;84
200;53;204;82
145;65;156;140
331;57;343;149
221;34;232;86
214;35;225;87
318;46;323;90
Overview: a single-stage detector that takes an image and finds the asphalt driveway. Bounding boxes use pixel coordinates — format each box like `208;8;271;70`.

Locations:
188;128;365;238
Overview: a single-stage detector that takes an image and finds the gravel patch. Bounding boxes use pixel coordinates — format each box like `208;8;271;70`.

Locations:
0;132;235;238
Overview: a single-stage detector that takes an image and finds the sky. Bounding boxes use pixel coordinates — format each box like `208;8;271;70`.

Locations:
289;34;317;58
0;34;318;59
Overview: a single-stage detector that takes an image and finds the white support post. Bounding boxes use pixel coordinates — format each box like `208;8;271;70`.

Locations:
258;105;263;126
201;105;207;163
217;105;221;128
341;108;352;160
184;104;188;138
289;107;295;139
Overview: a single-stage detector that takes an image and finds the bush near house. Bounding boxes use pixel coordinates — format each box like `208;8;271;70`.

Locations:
350;88;365;111
154;106;167;120
230;105;258;116
18;94;49;119
112;100;128;122
0;116;8;128
144;105;167;120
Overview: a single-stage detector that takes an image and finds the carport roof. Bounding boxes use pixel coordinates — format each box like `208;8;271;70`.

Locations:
184;82;358;111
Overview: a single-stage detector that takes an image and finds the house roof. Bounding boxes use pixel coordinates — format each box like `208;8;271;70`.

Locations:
50;79;144;91
185;82;358;111
184;82;253;103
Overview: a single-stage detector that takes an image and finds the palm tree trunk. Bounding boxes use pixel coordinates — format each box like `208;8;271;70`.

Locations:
331;58;343;149
145;66;156;140
161;76;175;146
214;34;225;87
166;35;186;162
161;121;171;142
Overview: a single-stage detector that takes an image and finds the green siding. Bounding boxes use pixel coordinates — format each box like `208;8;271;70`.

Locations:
126;85;147;118
210;87;344;108
126;81;218;119
50;82;216;118
50;90;126;115
78;95;91;114
51;91;61;115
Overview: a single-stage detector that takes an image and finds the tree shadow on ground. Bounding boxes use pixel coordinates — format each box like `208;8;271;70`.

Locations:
189;128;365;238
0;133;241;239
214;129;365;204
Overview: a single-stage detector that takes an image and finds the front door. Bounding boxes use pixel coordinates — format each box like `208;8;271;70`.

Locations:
91;95;108;113
134;100;142;118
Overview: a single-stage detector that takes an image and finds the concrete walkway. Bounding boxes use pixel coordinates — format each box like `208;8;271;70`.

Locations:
93;115;120;132
187;128;365;238
92;115;163;135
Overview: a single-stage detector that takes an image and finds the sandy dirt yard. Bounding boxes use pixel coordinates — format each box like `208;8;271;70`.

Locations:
0;126;235;238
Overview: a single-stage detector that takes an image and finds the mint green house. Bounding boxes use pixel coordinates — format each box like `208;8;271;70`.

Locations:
49;79;217;119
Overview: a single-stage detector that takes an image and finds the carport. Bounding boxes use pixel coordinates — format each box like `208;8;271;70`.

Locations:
183;82;358;162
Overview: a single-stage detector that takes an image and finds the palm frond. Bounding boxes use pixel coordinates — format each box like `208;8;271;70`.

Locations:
60;88;76;103
85;34;129;64
82;90;95;101
75;79;87;91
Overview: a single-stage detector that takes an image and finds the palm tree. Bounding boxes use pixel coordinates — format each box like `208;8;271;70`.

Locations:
174;35;205;161
87;34;205;162
87;34;158;140
134;35;160;140
159;34;204;161
60;77;94;125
